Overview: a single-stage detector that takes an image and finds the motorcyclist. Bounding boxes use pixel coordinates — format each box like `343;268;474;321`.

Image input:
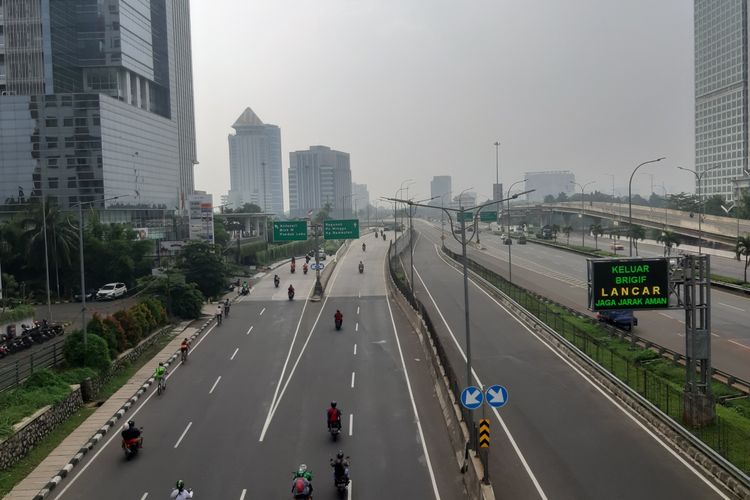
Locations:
170;480;193;499
224;298;231;317
334;310;343;327
180;338;190;355
291;262;296;273
274;274;280;287
362;242;366;252
292;464;313;498
303;263;308;273
330;451;350;483
291;256;296;264
327;401;342;431
121;420;142;444
288;284;295;299
358;261;364;272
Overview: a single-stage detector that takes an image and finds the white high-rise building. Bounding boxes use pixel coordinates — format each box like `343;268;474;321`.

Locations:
288;146;351;218
227;107;284;214
351;182;369;215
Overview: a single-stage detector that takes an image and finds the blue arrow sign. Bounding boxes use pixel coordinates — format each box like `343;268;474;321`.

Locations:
310;263;324;270
460;386;483;410
485;385;508;408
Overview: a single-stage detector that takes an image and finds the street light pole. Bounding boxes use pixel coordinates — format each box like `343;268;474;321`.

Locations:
571;180;595;248
494;140;501;185
678;165;719;255
506;180;525;283
628;157;665;256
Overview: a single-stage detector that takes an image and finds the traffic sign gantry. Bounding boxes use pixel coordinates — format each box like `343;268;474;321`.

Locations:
485;384;508;408
479;211;497;222
323;219;360;239
273;221;308;242
460;386;483;410
458;211;474;222
479;419;490;448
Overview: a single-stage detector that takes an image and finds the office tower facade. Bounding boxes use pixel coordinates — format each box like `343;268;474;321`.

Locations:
351;182;369;214
0;0;197;225
288;145;351;218
524;171;575;202
694;0;750;200
227;107;283;214
430;175;452;207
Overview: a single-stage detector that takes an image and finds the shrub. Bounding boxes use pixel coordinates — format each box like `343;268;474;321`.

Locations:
169;282;204;319
114;309;140;347
140;297;167;326
87;313;118;359
63;330;111;373
103;315;128;352
128;305;149;343
58;367;98;385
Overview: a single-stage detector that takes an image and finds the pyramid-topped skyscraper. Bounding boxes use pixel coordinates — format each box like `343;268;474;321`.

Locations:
228;107;284;215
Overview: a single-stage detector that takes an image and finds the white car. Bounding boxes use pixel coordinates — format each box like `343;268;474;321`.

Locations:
96;282;127;300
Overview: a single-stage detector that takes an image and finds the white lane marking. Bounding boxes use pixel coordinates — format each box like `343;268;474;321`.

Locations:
358;291;361;298
260;242;351;441
174;421;192;448
729;339;750;351
414;262;545;499
140;494;148;500
428;243;731;500
230;347;239;360
353;344;357;355
53;322;219;499
357;306;360;315
385;279;442;500
711;333;720;338
246;325;254;335
659;312;674;319
719;302;745;312
355;322;359;332
349;414;354;436
348;480;353;500
351;371;356;388
209;376;222;394
260;307;266;315
240;489;247;500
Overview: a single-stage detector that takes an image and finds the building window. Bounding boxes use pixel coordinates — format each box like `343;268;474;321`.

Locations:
48;178;58;189
63;118;73;127
45;118;58;127
67;177;77;188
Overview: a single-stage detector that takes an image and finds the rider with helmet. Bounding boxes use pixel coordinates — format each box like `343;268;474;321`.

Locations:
170;480;193;499
330;450;350;484
327;401;342;432
121;420;142;443
292;464;313;498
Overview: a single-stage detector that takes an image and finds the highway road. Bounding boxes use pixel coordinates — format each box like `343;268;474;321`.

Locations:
49;235;466;499
421;220;750;382
406;224;733;499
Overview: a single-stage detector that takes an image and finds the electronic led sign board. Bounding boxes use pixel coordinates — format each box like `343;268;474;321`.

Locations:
588;258;670;311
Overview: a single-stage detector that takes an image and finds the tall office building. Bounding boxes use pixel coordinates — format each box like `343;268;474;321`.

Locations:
227;107;283;215
525;171;575;202
694;0;750;200
430;175;452;207
351;182;369;214
0;0;197;226
288;145;351;218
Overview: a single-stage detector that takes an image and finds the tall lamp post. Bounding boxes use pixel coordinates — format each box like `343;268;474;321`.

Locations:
570;180;595;248
394;179;413;233
505;180;525;283
493;141;501;185
628;157;665;256
677;165;719;254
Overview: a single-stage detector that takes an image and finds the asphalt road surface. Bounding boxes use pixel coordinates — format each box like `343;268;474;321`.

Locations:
420;220;750;382
405;224;733;499
50;236;466;500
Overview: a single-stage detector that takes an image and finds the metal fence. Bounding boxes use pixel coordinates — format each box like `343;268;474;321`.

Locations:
387;241;480;457
442;245;750;475
0;337;67;392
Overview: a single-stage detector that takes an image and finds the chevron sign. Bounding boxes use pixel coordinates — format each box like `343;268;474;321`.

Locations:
479;419;490;448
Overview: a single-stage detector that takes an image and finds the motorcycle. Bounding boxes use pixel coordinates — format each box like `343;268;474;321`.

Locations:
240;285;249;296
329;421;341;441
335;318;342;331
358;263;364;274
288;288;295;300
362;243;366;252
382;233;386;241
122;434;142;460
274;276;280;288
303;264;308;275
332;459;351;494
291;263;296;274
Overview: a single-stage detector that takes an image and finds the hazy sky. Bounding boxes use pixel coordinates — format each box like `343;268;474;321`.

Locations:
191;0;694;208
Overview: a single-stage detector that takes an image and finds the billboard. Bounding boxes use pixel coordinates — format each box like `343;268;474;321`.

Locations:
588;258;670;311
188;193;214;242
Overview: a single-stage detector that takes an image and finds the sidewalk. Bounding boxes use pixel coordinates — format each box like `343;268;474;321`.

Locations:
4;312;215;500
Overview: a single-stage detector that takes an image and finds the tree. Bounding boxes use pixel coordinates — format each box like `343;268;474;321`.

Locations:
702;195;725;217
543;194;556;203
178;241;227;299
590;223;603;250
737;235;750;283
314;202;333;224
628;225;646;255
656;230;682;256
562;225;573;245
556;192;569;202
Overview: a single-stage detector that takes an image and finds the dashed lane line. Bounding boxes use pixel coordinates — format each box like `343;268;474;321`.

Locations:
230;347;239;360
246;325;254;335
174;422;192;448
260;307;266;315
209;376;221;394
351;371;356;388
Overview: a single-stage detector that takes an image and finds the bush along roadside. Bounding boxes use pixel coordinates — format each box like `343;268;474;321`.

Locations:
442;245;750;476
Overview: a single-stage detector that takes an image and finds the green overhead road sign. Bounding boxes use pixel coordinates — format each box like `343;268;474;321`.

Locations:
479;211;498;222
273;221;308;242
324;219;360;239
458;211;474;222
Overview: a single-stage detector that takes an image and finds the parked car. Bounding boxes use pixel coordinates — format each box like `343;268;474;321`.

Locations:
96;282;127;301
73;288;96;302
597;310;638;331
518;235;527;245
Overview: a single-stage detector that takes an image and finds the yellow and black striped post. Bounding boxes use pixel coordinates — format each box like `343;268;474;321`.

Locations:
479;418;490;448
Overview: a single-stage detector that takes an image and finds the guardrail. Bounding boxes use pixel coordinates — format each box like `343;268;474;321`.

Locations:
442;245;750;486
0;337;67;392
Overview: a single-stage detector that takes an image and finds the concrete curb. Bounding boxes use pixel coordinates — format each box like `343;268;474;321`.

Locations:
32;317;214;500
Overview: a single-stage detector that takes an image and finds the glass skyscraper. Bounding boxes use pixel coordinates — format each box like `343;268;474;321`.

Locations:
288;146;352;219
694;0;750;200
0;0;197;223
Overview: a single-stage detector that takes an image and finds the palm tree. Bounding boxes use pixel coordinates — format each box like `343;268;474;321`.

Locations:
657;230;682;257
737;235;750;283
628;225;646;256
590;223;603;250
562;225;573;246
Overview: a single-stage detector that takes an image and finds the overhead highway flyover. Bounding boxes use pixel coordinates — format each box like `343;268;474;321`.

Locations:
50;234;466;500
418;219;750;383
405;223;734;499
